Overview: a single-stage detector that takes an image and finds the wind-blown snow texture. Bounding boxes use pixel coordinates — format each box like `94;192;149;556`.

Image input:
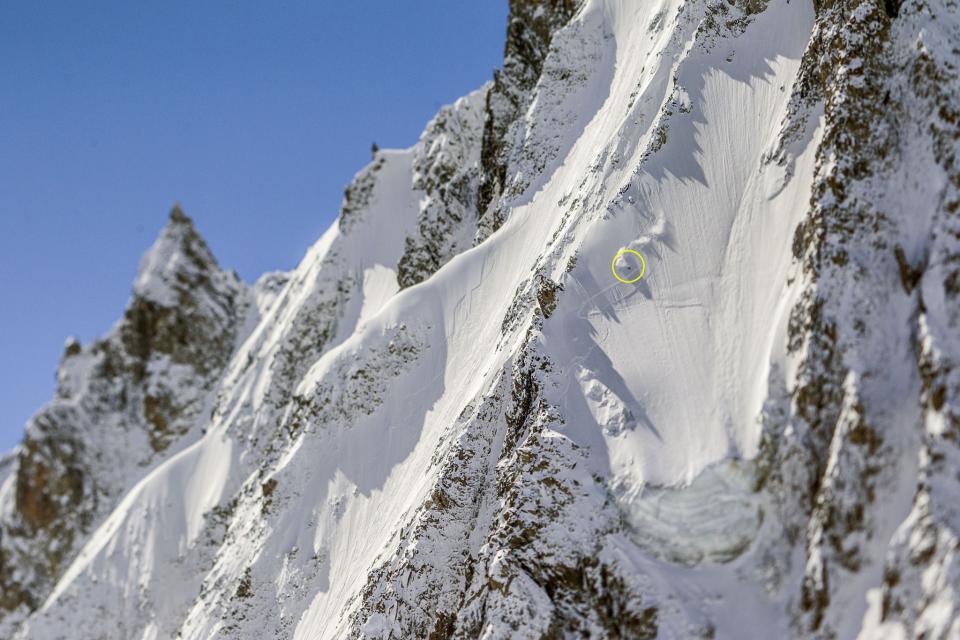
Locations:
1;0;958;638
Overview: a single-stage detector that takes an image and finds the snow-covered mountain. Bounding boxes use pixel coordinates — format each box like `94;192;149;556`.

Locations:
2;0;958;637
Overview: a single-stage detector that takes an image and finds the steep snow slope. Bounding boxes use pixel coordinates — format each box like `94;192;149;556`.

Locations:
544;0;815;486
3;0;958;637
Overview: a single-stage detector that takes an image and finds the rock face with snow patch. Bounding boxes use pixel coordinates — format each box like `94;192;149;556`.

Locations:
0;207;251;633
2;0;959;638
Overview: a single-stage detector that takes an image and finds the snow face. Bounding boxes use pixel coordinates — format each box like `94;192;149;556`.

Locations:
5;0;959;637
542;0;817;489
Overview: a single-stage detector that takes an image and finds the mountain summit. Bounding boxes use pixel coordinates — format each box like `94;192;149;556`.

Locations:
2;0;958;638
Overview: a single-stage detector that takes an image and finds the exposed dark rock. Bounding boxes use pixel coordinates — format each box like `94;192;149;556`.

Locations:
476;0;584;239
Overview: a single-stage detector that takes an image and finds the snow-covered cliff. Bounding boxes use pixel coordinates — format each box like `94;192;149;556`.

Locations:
1;0;957;638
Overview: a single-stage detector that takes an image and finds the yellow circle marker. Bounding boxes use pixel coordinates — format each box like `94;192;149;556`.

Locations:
611;248;647;284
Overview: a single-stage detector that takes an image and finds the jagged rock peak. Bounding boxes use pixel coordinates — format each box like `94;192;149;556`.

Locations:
133;204;224;307
168;202;190;225
61;336;82;359
0;203;255;636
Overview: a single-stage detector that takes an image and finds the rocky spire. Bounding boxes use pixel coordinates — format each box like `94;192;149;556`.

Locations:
132;204;222;307
0;206;251;633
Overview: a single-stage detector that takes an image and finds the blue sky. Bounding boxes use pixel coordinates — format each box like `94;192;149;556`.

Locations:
0;1;508;452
